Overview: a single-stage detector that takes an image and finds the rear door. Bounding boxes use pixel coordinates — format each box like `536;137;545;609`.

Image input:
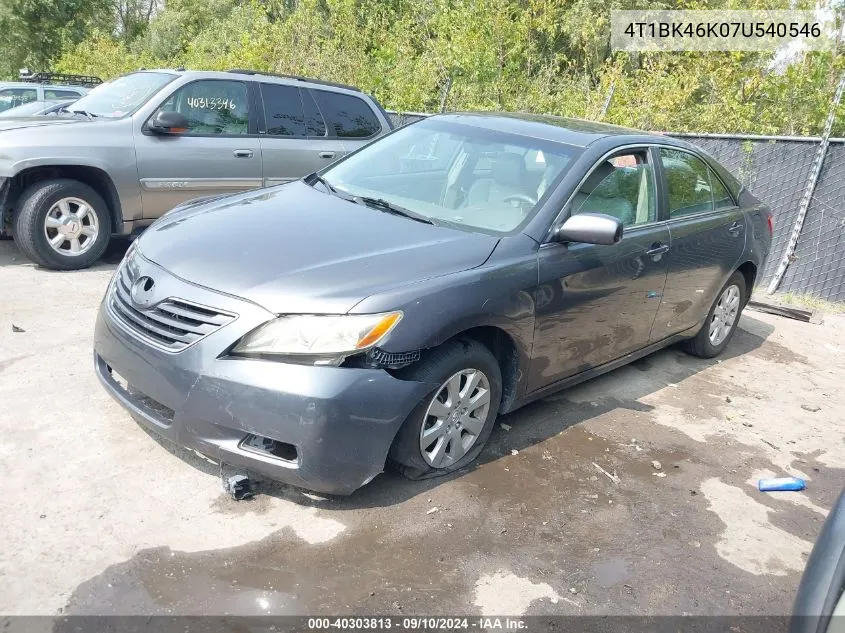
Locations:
134;78;263;218
650;147;747;340
257;83;344;185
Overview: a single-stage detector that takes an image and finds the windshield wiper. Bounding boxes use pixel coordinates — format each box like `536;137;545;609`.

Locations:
353;196;436;225
60;108;97;120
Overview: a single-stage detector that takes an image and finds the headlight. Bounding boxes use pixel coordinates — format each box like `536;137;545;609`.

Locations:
231;312;403;365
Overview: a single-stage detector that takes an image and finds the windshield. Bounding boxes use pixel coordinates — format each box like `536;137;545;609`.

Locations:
321;118;581;234
68;72;176;118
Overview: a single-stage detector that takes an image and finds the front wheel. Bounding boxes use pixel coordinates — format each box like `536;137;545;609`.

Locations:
683;271;746;358
13;179;111;270
389;339;502;480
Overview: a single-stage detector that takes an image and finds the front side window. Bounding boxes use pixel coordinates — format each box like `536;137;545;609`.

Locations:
321;118;581;234
69;72;175;118
310;89;381;138
260;83;306;137
571;151;656;227
660;148;714;218
0;88;38;112
157;80;249;136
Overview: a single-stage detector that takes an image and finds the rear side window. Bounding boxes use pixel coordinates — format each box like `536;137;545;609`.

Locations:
260;83;306;137
310;89;381;138
660;148;714;218
157;79;249;135
301;90;327;137
45;89;82;99
709;167;735;210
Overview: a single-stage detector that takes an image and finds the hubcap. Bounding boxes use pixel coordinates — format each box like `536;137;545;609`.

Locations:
419;368;491;468
43;197;99;256
709;284;741;346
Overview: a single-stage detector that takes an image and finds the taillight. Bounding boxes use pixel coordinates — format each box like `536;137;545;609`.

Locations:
767;214;774;237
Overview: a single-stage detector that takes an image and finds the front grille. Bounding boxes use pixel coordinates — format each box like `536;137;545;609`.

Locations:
108;260;236;352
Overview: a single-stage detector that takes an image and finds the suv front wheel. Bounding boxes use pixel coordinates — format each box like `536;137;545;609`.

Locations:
14;179;111;270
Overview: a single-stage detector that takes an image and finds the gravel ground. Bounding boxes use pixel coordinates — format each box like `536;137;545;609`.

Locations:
1;237;843;620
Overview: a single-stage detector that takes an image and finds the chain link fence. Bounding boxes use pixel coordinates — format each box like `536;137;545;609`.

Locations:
387;112;845;301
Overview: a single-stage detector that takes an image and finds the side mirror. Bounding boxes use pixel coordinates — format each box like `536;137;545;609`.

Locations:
147;111;189;135
554;212;623;246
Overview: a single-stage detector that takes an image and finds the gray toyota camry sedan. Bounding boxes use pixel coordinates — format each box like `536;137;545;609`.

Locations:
94;113;773;494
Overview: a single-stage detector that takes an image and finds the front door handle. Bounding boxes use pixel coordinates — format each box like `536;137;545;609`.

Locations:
319;152;336;159
646;243;670;256
233;149;254;159
728;221;744;235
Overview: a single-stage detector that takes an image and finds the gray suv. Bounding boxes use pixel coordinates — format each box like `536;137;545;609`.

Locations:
0;69;392;269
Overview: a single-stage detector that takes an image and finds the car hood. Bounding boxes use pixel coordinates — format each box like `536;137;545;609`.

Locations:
137;181;500;314
0;117;90;131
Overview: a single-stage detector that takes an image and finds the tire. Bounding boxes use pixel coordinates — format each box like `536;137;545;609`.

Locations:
389;339;502;480
13;179;112;270
682;271;746;358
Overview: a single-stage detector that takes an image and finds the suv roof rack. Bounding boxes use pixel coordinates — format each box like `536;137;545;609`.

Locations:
18;71;102;87
226;69;361;93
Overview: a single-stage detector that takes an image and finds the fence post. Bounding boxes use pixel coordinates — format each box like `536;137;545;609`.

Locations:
767;71;845;294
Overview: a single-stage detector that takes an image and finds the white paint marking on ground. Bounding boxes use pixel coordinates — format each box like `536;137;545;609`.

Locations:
474;571;562;616
700;478;812;576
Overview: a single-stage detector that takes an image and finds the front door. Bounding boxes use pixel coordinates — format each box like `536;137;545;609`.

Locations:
650;147;747;340
135;78;263;218
529;148;670;391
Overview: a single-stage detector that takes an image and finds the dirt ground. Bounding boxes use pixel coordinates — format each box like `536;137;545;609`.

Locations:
1;237;843;619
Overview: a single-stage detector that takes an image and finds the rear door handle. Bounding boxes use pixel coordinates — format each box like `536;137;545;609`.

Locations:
728;221;744;235
646;243;670;256
319;152;335;159
234;149;254;158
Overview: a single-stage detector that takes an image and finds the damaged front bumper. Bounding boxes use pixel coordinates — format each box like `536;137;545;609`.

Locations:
93;258;435;495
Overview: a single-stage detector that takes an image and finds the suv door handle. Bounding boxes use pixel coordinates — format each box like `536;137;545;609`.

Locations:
646;243;670;256
319;152;335;159
728;221;744;235
233;149;254;158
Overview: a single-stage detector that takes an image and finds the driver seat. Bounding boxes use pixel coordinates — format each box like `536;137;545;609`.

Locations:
465;153;531;207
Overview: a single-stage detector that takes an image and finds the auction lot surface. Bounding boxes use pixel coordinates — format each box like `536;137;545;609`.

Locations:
1;237;844;617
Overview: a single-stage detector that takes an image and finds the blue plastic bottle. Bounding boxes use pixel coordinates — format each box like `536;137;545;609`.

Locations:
758;477;806;492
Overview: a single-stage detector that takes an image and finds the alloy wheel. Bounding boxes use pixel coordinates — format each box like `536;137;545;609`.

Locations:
43;197;99;256
419;368;491;468
709;284;741;346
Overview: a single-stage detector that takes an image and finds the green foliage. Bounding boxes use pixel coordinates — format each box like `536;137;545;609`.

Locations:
48;0;845;135
0;0;111;78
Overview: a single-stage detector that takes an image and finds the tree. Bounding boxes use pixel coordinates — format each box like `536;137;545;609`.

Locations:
0;0;110;78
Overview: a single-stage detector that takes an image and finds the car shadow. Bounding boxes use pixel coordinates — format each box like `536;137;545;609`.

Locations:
138;313;776;510
0;235;131;270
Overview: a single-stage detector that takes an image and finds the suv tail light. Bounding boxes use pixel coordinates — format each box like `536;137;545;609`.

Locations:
767;213;774;237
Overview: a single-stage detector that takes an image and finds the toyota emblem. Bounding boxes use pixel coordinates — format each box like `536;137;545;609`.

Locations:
130;276;156;308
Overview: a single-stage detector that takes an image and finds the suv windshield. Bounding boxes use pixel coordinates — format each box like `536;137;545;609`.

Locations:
321;117;581;234
68;71;176;118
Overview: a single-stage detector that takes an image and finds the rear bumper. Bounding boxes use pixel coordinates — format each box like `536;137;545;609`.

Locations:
93;258;435;495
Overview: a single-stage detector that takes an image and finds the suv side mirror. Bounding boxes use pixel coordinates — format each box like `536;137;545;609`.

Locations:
554;212;623;245
148;111;189;135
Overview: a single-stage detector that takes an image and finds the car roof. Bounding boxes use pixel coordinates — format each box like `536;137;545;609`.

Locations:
141;69;366;95
430;112;674;148
0;82;87;91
